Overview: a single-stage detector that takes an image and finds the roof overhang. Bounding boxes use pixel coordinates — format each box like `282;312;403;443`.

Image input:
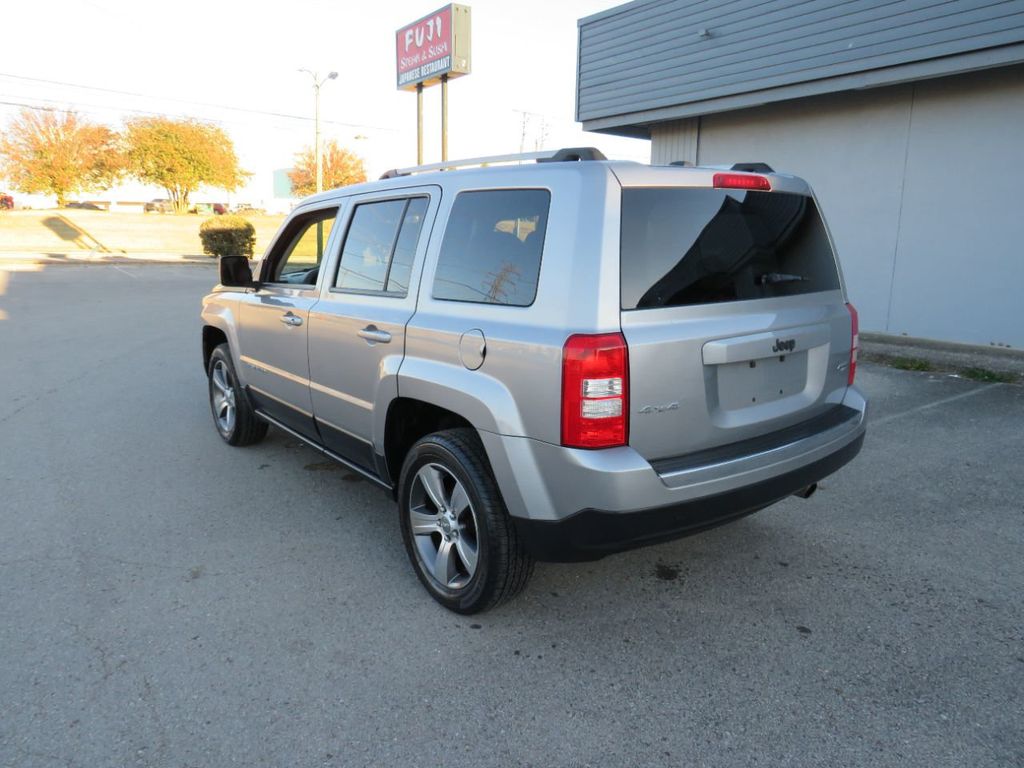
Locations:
582;43;1024;138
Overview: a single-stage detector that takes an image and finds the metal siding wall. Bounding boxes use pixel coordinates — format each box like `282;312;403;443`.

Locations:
578;0;1024;123
650;119;699;164
669;65;1024;348
888;66;1024;347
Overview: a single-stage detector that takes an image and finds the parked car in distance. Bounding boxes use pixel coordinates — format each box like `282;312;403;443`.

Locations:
144;199;174;214
0;193;12;210
188;202;227;215
200;148;867;613
231;204;266;216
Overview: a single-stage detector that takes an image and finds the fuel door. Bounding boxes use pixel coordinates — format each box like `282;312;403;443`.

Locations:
459;329;486;370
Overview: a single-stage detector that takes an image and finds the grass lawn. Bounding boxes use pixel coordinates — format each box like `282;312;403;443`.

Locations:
0;209;286;256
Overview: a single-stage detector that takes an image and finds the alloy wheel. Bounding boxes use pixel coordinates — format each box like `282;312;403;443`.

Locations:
408;463;480;590
210;359;237;434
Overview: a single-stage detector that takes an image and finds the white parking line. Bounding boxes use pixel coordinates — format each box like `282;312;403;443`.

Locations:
871;383;1002;427
111;264;139;279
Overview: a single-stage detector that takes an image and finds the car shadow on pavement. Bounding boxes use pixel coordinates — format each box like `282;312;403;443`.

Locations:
245;421;804;626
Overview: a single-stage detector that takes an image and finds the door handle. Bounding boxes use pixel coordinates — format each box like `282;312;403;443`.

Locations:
357;326;392;344
280;311;303;327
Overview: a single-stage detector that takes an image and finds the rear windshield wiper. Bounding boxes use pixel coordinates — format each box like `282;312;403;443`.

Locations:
757;272;807;286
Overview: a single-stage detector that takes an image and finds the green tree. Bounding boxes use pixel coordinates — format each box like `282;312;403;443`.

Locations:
288;140;366;197
125;118;247;213
0;109;123;206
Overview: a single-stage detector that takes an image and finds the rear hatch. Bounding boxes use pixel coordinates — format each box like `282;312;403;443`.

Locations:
615;169;853;462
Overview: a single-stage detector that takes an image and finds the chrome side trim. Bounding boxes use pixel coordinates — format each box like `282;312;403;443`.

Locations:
254;409;392;491
240;355;311;387
309;379;374;411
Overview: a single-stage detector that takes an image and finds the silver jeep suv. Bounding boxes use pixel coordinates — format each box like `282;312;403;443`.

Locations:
200;148;866;613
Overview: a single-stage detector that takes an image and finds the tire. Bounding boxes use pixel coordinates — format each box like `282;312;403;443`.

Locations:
207;343;268;447
398;428;534;614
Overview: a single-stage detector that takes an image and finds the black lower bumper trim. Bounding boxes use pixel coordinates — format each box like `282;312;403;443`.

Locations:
513;433;864;562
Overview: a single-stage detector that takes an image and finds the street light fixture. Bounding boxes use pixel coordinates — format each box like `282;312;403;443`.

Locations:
298;69;338;194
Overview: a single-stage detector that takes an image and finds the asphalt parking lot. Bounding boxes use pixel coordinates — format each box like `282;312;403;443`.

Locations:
1;264;1021;768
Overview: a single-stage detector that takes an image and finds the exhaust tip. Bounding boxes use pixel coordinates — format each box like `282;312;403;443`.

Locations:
793;483;818;500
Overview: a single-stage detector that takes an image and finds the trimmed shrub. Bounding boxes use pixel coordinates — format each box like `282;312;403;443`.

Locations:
199;214;255;257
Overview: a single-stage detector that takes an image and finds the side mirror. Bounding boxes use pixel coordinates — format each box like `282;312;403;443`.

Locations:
219;255;255;288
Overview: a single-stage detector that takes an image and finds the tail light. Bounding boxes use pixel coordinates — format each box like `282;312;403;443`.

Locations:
713;172;771;191
561;333;629;449
846;302;859;386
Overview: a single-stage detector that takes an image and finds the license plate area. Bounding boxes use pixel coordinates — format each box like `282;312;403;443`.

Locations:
716;352;808;410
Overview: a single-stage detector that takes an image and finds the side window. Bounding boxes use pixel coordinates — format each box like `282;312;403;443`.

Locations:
334;197;428;295
432;189;549;306
270;208;337;284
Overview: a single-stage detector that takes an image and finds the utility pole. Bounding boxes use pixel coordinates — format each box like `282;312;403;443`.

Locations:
299;69;338;193
513;109;548;159
517;111;529;155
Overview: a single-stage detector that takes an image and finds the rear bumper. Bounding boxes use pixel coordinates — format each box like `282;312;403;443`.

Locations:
513;432;862;561
478;386;867;561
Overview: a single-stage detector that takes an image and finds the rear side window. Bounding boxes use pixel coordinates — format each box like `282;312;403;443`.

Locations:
432;189;550;306
620;189;840;310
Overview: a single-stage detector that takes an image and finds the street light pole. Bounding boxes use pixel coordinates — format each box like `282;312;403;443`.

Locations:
314;82;322;193
298;69;338;194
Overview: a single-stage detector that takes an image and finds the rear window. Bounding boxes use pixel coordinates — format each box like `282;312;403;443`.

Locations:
620;189;840;310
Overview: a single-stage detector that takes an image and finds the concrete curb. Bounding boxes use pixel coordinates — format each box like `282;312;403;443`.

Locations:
861;332;1024;378
0;251;215;266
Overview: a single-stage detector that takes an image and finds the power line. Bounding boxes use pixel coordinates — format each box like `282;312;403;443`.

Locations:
0;95;390;144
0;94;314;136
0;71;397;132
0;99;57;112
0;93;234;122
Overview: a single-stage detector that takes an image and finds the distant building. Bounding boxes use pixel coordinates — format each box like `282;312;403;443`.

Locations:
273;168;296;200
577;0;1024;348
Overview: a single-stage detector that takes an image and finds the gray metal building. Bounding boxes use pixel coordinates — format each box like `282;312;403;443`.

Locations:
577;0;1024;348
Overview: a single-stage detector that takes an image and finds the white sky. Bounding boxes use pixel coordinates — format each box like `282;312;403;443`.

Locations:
1;0;648;204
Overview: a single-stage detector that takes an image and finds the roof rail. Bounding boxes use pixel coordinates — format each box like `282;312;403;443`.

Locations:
536;147;607;163
379;146;607;180
731;162;775;173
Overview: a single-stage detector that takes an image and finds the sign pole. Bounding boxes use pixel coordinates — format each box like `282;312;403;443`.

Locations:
416;83;424;165
441;74;449;162
396;5;470;165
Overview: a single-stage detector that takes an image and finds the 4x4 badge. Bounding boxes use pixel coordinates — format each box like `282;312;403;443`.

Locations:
638;402;679;414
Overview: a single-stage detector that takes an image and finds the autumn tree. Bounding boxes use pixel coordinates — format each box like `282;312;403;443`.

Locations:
0;109;123;206
288;140;366;197
125;118;247;213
